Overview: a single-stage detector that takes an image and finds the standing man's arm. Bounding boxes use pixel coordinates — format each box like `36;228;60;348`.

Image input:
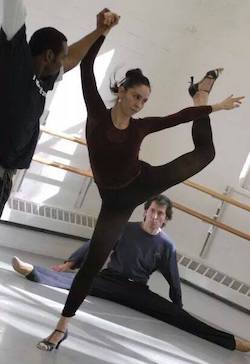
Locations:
159;244;183;307
63;8;119;72
2;0;26;40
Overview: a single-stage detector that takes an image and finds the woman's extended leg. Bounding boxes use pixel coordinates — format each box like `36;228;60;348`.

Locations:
137;90;215;199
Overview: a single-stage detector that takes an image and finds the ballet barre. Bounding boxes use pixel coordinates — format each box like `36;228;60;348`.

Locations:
183;180;250;212
40;126;87;145
32;155;92;178
32;154;250;242
39;126;250;212
173;201;250;241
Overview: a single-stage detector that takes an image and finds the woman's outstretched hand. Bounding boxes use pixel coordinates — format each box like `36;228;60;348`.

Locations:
212;95;245;111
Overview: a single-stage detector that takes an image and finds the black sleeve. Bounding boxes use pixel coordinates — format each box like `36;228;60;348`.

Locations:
158;244;183;307
0;24;30;85
80;35;107;131
137;106;213;137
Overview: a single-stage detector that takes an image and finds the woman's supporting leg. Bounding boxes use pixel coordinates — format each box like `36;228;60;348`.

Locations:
37;204;133;349
62;204;134;317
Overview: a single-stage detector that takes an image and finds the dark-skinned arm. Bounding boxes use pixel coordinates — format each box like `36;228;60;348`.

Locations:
63;8;119;73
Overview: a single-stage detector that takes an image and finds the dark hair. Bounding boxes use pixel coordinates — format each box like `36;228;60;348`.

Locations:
110;68;150;94
144;194;173;220
29;27;67;57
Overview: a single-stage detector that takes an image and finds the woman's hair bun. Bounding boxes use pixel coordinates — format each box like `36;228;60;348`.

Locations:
110;68;150;94
125;68;143;78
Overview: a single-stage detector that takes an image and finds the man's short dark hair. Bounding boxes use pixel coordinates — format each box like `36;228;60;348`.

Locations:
144;194;173;220
29;27;67;57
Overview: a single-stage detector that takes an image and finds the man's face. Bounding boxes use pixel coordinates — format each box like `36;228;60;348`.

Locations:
42;41;68;77
144;201;167;231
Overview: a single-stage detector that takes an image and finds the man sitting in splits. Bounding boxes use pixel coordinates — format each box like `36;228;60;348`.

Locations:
13;194;182;306
12;194;250;352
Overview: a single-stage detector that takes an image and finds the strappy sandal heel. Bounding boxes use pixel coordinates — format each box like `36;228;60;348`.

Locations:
188;68;223;97
36;329;68;351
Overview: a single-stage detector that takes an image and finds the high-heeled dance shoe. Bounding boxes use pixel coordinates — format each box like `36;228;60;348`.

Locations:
36;329;68;351
188;68;223;97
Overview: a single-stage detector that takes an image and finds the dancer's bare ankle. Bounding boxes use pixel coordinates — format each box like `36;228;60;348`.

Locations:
56;316;70;332
193;91;208;106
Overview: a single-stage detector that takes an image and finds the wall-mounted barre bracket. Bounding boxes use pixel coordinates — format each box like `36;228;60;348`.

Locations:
199;186;232;258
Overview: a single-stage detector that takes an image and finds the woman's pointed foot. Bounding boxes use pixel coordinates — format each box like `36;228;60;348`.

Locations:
188;68;224;97
12;256;33;276
37;329;68;351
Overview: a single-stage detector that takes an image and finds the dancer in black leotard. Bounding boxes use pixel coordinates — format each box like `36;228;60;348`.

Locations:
37;12;244;351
